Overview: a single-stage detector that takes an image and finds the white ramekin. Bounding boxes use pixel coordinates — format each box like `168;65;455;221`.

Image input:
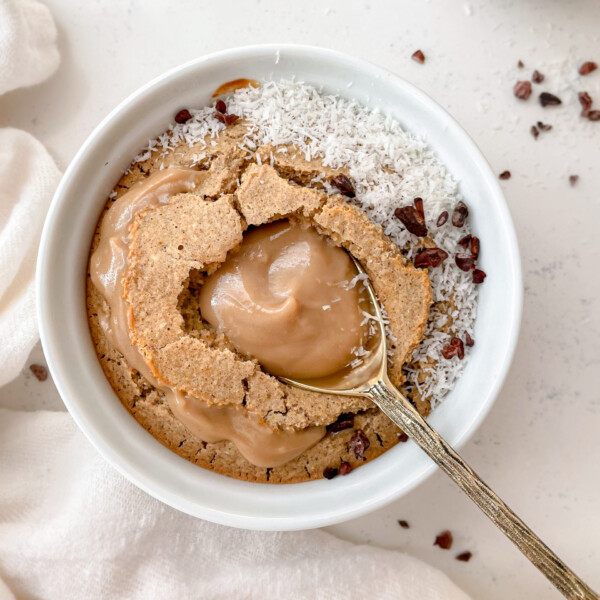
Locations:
37;44;522;531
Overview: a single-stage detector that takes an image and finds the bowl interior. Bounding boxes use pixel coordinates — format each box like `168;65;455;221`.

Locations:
38;45;522;530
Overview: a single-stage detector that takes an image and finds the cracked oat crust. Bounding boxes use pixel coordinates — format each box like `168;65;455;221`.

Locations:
86;123;432;483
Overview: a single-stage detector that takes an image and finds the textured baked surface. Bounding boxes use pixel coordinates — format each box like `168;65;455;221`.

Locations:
86;124;433;483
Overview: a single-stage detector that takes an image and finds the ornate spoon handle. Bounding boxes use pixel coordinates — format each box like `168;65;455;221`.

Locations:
369;377;598;600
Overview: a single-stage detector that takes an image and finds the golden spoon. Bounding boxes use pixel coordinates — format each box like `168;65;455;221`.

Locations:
280;257;597;600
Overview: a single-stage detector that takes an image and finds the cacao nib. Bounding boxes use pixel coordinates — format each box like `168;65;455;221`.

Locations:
327;413;355;433
499;170;511;180
513;81;532;100
398;520;410;529
215;99;227;114
414;197;425;219
531;125;539;139
458;234;472;249
214;112;240;125
455;253;476;271
441;343;458;359
569;175;579;187
411;50;425;64
579;91;592;117
588;110;600;121
394;206;427;237
465;332;475;347
349;429;370;460
539;92;562;106
436;210;448;227
456;551;472;562
473;269;487;284
518;60;524;68
537;121;552;131
323;467;338;480
579;61;598;76
397;433;409;443
434;530;454;550
452;202;469;228
339;462;352;476
174;109;192;124
413;248;449;269
29;364;48;381
450;336;465;360
470;236;480;258
331;174;356;197
531;70;544;84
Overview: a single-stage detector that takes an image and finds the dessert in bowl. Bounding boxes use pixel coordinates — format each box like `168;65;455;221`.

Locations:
38;45;521;528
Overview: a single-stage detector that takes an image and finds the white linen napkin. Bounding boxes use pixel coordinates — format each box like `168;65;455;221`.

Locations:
0;0;59;95
0;0;61;387
0;1;471;598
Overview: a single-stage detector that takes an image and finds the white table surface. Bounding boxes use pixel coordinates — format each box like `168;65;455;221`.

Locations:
1;0;599;598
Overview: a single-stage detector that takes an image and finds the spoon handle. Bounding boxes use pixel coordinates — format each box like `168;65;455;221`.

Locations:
369;377;598;600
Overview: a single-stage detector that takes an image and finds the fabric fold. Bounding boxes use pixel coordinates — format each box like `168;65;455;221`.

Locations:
0;128;61;387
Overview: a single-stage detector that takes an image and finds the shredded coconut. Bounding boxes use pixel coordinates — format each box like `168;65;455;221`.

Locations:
128;80;478;408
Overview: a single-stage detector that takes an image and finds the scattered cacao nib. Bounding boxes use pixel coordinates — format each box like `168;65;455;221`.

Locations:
569;175;579;187
214;112;240;125
339;462;353;476
29;364;48;381
513;81;532;100
579;61;598;76
413;248;449;269
398;520;410;529
450;337;465;360
536;121;552;131
530;125;539;139
456;551;473;562
470;236;480;258
458;234;472;249
473;269;487;284
436;210;448;227
441;343;458;359
588;110;600;121
178;244;184;250
331;174;356;197
452;201;469;228
323;467;338;480
327;412;355;433
174;109;192;124
349;429;370;460
411;49;425;64
215;99;227;114
455;253;476;272
517;60;524;68
397;433;409;443
539;92;562;106
579;91;593;117
465;332;475;347
414;197;425;219
499;170;511;180
394;206;427;237
434;530;454;550
531;70;544;84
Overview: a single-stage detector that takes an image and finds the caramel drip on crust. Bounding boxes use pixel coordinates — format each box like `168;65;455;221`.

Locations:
90;168;326;468
212;78;260;97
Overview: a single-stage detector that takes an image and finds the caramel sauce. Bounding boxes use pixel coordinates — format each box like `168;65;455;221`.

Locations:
199;220;368;379
212;78;260;98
